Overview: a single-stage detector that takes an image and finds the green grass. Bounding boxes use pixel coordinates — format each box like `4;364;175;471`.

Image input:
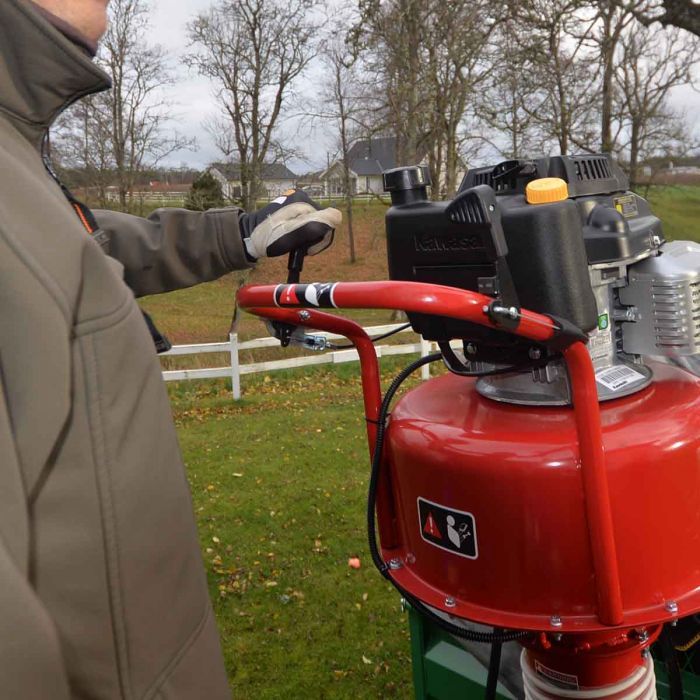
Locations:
645;185;700;241
170;364;423;698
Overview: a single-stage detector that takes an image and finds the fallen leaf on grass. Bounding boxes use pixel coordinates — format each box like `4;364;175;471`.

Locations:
362;655;372;665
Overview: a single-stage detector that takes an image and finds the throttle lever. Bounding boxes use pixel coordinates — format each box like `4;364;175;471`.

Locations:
273;247;309;347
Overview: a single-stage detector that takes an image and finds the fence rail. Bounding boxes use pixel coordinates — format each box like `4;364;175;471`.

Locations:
161;323;434;399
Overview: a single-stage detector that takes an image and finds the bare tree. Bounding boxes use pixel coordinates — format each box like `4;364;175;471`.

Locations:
351;0;431;166
478;37;542;159
576;0;643;153
312;42;372;263
511;0;601;154
630;0;700;37
423;2;499;196
52;93;114;206
352;0;500;196
187;0;320;211
53;0;188;209
614;24;698;188
101;0;190;208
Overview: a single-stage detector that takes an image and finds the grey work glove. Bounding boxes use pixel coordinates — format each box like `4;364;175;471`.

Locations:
239;190;342;261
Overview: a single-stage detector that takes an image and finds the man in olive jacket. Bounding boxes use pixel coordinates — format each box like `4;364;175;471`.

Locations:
0;1;341;697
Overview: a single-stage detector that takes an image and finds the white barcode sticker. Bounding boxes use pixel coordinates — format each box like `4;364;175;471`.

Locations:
596;365;646;392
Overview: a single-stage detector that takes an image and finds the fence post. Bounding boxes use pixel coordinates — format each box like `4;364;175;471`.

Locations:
421;337;432;381
230;332;241;400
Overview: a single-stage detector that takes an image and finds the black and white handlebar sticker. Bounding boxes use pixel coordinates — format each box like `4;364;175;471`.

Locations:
274;283;338;308
418;497;478;560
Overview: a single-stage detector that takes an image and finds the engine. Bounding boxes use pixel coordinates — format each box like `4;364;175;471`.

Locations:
384;154;700;405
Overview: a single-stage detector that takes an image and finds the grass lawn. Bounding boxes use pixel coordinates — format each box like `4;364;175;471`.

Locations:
645;185;700;241
170;364;424;698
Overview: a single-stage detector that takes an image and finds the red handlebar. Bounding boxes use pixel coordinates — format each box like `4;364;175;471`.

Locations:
238;280;558;343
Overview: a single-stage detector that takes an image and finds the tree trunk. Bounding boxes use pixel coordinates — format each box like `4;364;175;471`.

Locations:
600;12;614;153
629;119;641;190
345;195;356;263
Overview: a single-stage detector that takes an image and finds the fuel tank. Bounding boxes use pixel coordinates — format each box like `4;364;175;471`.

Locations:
382;361;700;632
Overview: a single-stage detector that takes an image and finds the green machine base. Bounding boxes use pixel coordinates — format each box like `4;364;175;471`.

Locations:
407;607;700;699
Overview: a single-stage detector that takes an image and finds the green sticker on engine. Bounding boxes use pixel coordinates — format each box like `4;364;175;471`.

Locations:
598;313;609;330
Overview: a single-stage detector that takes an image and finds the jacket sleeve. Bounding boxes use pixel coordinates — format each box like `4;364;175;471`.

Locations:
93;207;254;298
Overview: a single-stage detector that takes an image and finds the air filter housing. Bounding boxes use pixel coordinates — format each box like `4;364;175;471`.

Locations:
619;241;700;356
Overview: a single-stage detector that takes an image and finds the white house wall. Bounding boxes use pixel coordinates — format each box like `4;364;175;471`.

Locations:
265;180;296;197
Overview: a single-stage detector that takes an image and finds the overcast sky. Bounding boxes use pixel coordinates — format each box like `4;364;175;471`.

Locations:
147;0;700;174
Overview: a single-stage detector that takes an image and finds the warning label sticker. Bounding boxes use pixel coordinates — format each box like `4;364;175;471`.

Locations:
417;498;478;560
613;194;639;219
596;365;646;392
534;660;579;690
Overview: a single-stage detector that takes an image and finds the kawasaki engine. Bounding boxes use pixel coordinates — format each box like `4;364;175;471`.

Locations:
384;154;700;405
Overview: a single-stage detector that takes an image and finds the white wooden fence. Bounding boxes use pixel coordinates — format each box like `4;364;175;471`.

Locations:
161;323;434;400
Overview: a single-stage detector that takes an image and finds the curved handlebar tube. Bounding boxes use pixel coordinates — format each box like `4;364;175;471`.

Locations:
238;281;624;627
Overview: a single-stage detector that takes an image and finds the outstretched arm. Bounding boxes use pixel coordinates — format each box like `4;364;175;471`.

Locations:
93;207;250;298
94;191;342;299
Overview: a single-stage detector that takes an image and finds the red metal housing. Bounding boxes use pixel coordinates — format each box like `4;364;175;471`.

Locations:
383;364;700;632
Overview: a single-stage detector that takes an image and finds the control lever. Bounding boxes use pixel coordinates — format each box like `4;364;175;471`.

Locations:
445;185;519;315
273;247;309;347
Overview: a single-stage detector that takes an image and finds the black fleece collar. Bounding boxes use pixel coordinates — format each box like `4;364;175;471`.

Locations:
0;0;111;149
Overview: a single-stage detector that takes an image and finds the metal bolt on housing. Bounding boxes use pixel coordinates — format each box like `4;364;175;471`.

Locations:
665;600;679;615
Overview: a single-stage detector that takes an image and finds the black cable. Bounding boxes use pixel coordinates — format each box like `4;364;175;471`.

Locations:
327;323;412;350
658;624;684;700
485;633;503;700
367;352;531;644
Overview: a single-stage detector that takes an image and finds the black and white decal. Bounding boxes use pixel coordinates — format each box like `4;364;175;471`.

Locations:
274;283;339;308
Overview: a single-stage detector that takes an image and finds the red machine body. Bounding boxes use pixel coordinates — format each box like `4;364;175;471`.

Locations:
384;365;700;633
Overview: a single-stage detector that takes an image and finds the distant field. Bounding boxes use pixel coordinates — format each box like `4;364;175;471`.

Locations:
646;185;700;241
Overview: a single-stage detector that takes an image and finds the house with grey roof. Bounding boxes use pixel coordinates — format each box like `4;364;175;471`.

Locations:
209;162;298;200
320;136;429;196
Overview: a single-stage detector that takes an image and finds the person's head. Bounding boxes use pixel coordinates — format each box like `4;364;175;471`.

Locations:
31;0;110;43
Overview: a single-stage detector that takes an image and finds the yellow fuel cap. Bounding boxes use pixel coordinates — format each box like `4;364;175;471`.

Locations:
526;177;569;204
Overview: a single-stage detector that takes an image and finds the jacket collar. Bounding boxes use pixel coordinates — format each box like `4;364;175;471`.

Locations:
0;0;111;149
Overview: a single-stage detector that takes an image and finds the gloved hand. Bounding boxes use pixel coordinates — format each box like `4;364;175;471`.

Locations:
239;190;342;261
